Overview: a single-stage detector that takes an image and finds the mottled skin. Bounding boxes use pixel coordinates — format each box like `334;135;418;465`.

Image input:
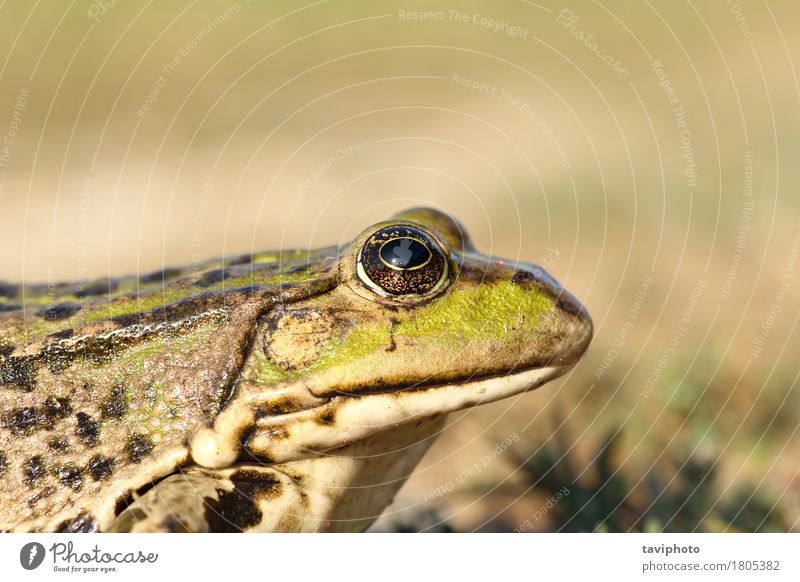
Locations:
0;208;592;532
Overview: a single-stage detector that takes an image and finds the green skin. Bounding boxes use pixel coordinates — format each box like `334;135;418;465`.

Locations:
0;208;592;532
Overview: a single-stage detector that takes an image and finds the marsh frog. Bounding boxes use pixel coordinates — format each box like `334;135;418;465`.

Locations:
0;208;592;532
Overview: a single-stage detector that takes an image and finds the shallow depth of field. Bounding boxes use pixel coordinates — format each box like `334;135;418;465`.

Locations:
0;1;798;531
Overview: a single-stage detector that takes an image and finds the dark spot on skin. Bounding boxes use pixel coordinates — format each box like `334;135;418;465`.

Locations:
0;354;38;390
286;472;303;484
140;267;182;284
255;397;303;417
0;450;6;475
30;282;74;297
42;396;73;425
48;328;74;340
288;262;311;274
87;455;114;481
101;385;127;418
203;470;282;532
227;253;253;266
126;433;154;463
0;345;12;358
316;409;335;425
2;407;40;435
0;282;19;298
54;464;83;490
40;344;76;374
55;512;99;533
0;303;22;312
386;317;398;352
37;302;82;321
75;412;100;446
41;310;211;373
75;279;117;298
113;490;135;516
48;437;70;451
108;289;231;328
1;398;72;435
194;268;227;287
511;270;535;286
24;455;47;486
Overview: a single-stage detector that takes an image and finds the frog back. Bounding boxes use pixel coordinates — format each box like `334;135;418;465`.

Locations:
0;250;337;531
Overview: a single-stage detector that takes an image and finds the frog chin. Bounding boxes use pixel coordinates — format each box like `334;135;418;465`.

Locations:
246;363;574;464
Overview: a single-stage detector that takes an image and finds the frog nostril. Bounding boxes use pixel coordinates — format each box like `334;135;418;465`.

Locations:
511;269;539;286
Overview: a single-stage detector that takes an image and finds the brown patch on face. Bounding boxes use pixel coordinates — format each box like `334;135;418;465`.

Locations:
263;308;334;370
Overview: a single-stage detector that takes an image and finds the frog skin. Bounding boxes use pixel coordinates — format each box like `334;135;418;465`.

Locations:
0;208;592;532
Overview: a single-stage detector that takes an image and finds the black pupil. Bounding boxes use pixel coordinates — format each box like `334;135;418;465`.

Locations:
380;238;430;269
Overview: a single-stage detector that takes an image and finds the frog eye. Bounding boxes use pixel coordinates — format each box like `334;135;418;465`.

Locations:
356;225;449;297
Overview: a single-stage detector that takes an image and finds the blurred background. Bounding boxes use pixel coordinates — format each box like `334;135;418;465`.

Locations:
0;0;798;532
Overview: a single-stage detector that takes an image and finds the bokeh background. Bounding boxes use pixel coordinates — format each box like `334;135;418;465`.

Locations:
1;0;798;532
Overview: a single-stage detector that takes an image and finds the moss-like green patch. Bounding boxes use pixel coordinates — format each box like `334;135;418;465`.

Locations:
246;281;554;385
396;280;553;340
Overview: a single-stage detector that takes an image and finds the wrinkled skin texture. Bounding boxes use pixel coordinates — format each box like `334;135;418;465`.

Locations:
0;208;591;532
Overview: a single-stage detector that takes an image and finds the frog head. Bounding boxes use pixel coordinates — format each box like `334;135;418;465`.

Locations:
193;208;592;466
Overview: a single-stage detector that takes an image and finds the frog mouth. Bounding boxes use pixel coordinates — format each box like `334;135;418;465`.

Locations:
247;363;575;464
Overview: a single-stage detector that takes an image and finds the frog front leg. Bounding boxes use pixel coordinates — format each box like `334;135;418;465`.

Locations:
108;466;310;532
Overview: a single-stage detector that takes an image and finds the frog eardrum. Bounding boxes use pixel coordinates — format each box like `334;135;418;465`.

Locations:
356;224;450;297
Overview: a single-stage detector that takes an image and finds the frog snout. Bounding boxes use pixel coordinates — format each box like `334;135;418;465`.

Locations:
511;265;593;364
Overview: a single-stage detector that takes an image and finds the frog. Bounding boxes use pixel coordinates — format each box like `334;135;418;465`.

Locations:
0;207;592;532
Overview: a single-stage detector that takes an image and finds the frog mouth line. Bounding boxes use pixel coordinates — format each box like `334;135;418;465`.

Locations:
246;364;575;464
322;362;575;414
322;360;575;401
